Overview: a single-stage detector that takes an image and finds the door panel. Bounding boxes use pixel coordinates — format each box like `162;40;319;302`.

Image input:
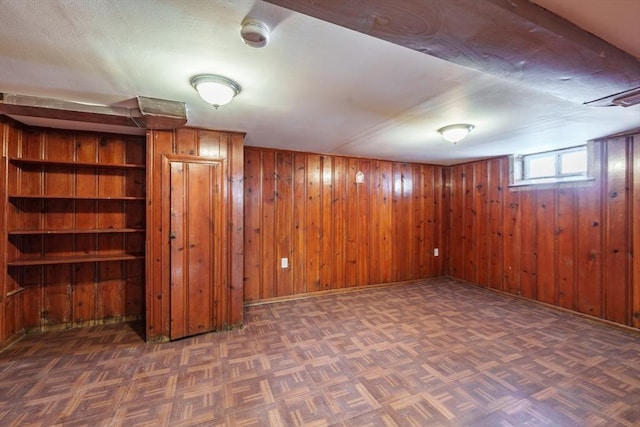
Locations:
170;160;221;340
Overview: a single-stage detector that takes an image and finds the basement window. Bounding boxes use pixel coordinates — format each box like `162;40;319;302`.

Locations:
510;144;593;186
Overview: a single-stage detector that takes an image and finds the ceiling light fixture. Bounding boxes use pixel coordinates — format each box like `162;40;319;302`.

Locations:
437;124;475;144
190;74;241;108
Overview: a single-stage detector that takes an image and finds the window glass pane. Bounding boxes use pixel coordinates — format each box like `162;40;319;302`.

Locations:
560;150;587;175
527;155;556;178
510;144;591;186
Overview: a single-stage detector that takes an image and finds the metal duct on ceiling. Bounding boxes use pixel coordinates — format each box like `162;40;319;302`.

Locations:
0;94;187;130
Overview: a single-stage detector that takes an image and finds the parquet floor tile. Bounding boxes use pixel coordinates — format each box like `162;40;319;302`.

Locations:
1;277;639;426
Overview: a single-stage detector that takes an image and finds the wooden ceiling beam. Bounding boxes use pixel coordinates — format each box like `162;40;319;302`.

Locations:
265;0;640;105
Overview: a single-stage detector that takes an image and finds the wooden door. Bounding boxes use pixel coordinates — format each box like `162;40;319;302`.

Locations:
169;159;222;340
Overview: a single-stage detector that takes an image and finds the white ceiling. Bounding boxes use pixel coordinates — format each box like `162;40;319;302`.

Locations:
1;0;638;165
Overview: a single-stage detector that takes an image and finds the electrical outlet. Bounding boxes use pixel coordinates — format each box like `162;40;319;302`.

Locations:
434;248;439;257
281;257;289;268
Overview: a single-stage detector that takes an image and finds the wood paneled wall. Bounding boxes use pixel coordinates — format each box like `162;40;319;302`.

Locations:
145;128;244;341
1;119;14;344
244;148;446;301
1;121;146;344
446;136;640;328
1;117;636;350
634;134;640;329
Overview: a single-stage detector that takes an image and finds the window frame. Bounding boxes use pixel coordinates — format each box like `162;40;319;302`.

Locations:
509;143;595;187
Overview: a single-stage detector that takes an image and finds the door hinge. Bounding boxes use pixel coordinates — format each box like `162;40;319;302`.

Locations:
169;231;176;240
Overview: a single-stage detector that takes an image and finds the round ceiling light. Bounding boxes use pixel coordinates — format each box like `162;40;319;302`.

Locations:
437;124;475;144
190;74;241;108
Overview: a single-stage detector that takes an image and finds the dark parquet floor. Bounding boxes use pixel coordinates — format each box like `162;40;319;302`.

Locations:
1;277;639;426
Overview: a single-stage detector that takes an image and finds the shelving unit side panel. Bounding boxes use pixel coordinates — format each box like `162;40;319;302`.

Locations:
1;122;11;343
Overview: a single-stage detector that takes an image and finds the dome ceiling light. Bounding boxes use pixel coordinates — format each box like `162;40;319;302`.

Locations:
437;124;475;144
190;74;241;108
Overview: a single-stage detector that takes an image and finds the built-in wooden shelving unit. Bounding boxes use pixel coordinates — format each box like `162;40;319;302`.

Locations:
2;129;146;334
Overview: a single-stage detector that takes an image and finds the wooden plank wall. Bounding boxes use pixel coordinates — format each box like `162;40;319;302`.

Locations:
633;134;640;329
1;125;146;341
243;147;446;301
447;136;639;327
145;128;244;341
0;119;12;343
1;120;636;349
